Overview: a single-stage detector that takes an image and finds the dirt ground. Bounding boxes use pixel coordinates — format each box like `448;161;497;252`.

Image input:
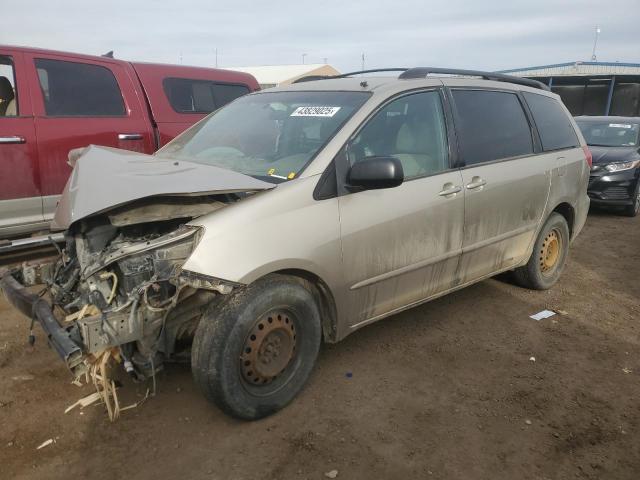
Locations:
1;209;638;480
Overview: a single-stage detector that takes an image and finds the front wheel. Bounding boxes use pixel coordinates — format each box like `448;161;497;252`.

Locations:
191;274;322;420
513;213;570;290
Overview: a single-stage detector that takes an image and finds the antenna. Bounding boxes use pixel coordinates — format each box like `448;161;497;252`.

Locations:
361;53;365;71
591;26;601;61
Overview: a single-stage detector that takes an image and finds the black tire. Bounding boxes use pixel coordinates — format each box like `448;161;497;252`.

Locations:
513;213;570;290
191;274;322;420
623;182;640;217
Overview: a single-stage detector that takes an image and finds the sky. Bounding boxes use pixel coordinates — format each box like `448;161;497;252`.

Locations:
2;0;639;73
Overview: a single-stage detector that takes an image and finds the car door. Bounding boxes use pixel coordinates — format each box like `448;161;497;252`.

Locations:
0;50;44;236
337;90;465;328
24;52;155;221
449;88;552;283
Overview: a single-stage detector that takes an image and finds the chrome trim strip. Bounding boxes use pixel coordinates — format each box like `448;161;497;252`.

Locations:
461;223;536;255
349;223;536;292
118;133;143;141
349;262;522;331
350;249;462;291
0;136;26;144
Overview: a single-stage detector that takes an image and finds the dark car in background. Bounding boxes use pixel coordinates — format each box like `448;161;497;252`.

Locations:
575;116;640;217
0;45;259;238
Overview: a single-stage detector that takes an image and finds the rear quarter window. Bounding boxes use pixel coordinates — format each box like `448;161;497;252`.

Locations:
163;78;249;114
34;58;125;116
451;89;534;166
523;92;579;151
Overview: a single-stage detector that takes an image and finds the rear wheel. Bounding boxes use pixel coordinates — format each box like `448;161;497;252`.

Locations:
191;274;322;420
513;213;570;290
623;182;640;217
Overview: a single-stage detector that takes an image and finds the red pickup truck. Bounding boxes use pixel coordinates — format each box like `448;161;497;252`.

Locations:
0;45;259;238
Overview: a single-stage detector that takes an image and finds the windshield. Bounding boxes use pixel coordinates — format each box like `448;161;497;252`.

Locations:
577;121;640;147
156;90;371;182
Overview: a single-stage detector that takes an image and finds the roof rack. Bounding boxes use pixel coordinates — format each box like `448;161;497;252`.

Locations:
293;68;409;84
334;68;409;78
399;67;550;91
293;67;550;91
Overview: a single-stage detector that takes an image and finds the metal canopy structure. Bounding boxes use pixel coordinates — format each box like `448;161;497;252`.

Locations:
498;62;640;116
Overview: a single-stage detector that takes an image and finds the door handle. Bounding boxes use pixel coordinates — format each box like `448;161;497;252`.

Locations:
438;184;462;197
0;136;26;144
466;176;486;190
118;133;143;141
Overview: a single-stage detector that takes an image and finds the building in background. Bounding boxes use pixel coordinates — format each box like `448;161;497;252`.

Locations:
499;62;640;117
225;64;340;89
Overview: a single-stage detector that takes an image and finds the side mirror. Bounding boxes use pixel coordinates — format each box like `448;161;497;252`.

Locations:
347;156;404;190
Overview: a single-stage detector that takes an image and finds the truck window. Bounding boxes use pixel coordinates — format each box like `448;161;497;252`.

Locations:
523;92;580;151
34;58;126;117
163;77;249;114
451;90;534;166
0;55;18;116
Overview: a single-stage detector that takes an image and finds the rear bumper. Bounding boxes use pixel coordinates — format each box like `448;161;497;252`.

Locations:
0;269;84;375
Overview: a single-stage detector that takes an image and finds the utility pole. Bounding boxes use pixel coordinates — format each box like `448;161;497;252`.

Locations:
591;26;601;61
302;53;307;64
361;53;365;71
323;57;328;64
215;48;218;67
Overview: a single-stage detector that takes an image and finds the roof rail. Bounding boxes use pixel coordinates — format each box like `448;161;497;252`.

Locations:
293;68;408;84
334;68;409;78
399;67;550;91
293;75;334;83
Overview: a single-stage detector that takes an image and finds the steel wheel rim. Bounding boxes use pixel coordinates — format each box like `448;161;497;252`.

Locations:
240;310;297;386
540;228;562;275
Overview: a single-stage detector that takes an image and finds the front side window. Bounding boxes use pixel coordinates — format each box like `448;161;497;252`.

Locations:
577;121;640;147
0;55;17;116
452;90;533;166
523;92;579;151
348;90;449;179
163;78;249;113
34;58;125;116
157;91;371;182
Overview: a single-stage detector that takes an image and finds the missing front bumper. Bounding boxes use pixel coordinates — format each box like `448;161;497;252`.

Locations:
0;269;85;376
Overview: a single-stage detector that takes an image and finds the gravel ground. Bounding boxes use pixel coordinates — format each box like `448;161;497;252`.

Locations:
1;209;638;480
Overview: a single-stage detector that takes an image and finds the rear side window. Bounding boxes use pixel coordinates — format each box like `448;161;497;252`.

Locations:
523;92;579;151
452;90;533;166
34;59;125;116
163;78;249;114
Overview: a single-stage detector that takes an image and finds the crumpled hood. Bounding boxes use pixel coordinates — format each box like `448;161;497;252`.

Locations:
589;145;640;165
52;145;275;230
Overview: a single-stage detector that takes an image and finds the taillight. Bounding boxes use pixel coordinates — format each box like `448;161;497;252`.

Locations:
582;145;593;168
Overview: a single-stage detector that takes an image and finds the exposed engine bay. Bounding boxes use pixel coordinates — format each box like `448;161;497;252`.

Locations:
11;194;244;418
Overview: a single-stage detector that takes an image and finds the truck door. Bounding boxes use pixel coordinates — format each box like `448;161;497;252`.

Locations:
0;50;43;237
23;52;154;221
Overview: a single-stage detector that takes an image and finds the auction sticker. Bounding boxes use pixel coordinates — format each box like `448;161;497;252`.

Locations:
291;106;341;117
609;123;632;129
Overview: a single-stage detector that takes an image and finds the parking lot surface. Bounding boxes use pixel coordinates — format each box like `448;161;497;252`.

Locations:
1;210;638;480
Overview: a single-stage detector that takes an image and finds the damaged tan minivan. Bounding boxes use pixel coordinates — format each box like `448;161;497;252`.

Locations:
1;68;590;420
